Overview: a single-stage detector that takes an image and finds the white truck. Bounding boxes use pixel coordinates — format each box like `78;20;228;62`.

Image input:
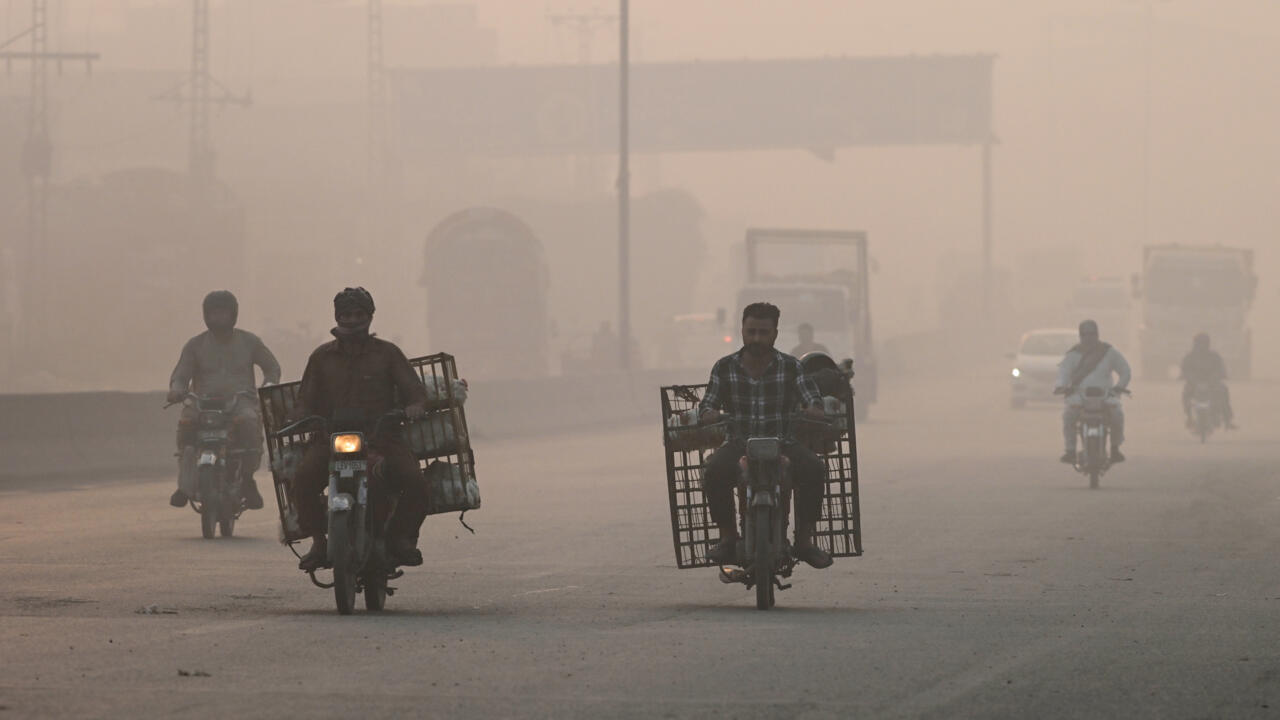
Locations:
1133;244;1256;380
736;228;877;419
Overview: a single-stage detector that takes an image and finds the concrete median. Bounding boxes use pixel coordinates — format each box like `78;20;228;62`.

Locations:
0;369;704;482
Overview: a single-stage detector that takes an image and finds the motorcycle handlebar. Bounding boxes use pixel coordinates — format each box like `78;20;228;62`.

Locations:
164;389;257;410
274;409;408;440
1055;386;1132;397
275;415;326;438
688;412;835;433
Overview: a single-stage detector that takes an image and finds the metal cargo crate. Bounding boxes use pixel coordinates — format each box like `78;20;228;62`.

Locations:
259;352;477;544
660;383;862;569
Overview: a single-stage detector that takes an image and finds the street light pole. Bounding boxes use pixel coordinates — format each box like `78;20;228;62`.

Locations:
1142;0;1151;248
617;0;631;371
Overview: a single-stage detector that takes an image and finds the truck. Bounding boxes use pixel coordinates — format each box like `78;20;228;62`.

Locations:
421;207;551;379
1133;244;1256;380
737;228;877;419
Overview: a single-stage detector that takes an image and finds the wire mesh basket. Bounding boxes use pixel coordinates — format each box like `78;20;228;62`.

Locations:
259;352;478;543
660;383;862;569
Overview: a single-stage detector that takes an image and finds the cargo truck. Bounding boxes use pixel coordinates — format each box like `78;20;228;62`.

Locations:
1132;244;1256;380
737;228;877;419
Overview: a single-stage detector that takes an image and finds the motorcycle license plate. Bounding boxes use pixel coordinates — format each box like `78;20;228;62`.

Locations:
332;460;365;476
198;430;228;442
1085;427;1102;437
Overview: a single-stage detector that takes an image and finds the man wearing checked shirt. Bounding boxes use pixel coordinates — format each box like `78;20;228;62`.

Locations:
697;302;833;569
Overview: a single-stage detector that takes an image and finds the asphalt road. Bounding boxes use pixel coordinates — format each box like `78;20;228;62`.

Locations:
1;376;1277;719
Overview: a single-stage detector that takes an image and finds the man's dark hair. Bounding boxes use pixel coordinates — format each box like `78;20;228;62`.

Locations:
742;302;780;326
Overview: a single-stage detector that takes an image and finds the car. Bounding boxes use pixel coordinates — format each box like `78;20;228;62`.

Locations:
1009;328;1078;408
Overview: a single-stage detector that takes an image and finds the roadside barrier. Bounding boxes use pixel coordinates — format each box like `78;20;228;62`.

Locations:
0;369;703;482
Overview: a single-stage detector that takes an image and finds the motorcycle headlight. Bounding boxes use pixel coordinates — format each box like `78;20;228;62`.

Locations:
1011;368;1021;378
332;434;362;454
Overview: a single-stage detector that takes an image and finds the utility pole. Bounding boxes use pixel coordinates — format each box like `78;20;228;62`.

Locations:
155;0;251;190
1142;0;1153;249
0;0;98;366
368;0;387;192
981;141;993;314
616;0;630;370
364;0;392;264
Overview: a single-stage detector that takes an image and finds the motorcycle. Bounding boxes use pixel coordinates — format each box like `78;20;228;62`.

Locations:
169;391;258;539
1058;386;1129;489
1188;381;1220;443
709;413;834;611
274;410;408;615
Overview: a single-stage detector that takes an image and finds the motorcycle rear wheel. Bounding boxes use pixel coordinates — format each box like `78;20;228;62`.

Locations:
364;571;387;611
754;505;774;611
330;516;357;615
198;468;218;539
219;508;235;537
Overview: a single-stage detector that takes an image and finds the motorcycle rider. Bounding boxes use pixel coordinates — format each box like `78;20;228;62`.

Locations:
291;287;430;572
1056;319;1131;464
1180;332;1236;430
790;322;830;357
698;302;833;569
167;290;281;510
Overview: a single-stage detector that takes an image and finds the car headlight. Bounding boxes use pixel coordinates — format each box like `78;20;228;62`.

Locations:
1011;368;1021;378
332;434;362;453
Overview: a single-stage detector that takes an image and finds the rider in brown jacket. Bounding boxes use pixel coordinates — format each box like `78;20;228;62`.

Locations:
292;288;430;571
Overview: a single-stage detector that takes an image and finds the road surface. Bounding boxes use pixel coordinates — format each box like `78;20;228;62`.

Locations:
1;377;1277;718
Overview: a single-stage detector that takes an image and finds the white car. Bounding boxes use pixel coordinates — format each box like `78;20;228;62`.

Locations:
1010;329;1078;408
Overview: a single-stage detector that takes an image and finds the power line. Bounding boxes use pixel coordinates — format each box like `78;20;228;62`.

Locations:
0;0;98;365
152;0;250;188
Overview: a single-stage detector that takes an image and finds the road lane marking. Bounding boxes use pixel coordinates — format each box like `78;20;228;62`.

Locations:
513;585;581;597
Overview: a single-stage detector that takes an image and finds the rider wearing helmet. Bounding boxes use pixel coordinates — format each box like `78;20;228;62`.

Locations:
1055;320;1131;464
290;287;430;572
168;290;281;509
1180;332;1236;430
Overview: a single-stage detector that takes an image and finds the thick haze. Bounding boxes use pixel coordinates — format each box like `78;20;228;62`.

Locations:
1;0;1277;390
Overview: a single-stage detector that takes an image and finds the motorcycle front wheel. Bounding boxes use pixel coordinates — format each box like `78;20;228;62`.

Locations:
329;514;357;615
754;505;775;610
